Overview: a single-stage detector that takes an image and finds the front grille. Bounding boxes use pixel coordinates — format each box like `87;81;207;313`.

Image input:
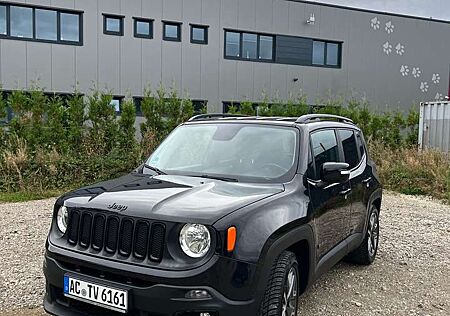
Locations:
66;209;166;263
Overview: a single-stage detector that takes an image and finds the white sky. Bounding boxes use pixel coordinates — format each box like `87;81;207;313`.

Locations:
312;0;450;21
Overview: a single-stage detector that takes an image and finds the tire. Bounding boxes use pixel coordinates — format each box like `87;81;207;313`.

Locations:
346;205;380;265
259;251;299;316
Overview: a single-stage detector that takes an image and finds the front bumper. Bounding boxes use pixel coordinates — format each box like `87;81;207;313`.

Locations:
43;251;258;316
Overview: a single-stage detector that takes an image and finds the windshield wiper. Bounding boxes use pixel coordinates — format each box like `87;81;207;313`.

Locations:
190;174;239;182
143;164;166;175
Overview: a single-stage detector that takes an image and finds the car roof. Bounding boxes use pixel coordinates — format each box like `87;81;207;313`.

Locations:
184;114;360;131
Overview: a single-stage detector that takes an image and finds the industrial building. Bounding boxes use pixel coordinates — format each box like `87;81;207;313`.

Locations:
0;0;449;114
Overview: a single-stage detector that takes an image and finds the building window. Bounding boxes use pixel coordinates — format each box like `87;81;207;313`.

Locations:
192;100;207;114
190;24;208;44
259;35;273;60
242;33;257;59
60;13;81;43
133;97;143;116
110;97;123;114
35;9;57;41
103;14;124;36
225;31;241;58
10;6;33;38
134;18;153;39
163;21;181;41
0;5;7;35
0;3;82;45
225;30;274;62
313;40;341;67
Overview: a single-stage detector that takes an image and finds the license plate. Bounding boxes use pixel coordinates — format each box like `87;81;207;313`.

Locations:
64;275;128;313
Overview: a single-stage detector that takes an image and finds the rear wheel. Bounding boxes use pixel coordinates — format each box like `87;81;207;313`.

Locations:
347;205;380;265
259;251;299;316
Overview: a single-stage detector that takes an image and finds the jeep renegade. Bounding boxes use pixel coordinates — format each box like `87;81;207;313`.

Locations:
43;114;382;316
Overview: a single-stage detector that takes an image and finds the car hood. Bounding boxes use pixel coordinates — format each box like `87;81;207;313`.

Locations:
61;173;284;225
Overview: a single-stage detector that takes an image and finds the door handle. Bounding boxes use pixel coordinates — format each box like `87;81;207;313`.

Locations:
362;177;372;184
340;188;352;196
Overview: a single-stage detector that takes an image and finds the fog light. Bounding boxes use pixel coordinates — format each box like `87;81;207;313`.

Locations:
185;289;211;300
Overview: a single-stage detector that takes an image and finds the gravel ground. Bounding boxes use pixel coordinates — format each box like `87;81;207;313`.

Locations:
0;192;449;316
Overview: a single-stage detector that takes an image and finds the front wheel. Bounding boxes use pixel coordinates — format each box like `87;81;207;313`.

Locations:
346;205;380;265
259;251;299;316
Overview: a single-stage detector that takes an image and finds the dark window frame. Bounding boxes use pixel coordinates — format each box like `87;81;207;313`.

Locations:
0;2;83;46
133;17;153;39
224;29;275;63
103;14;124;36
163;21;182;42
190;24;208;44
312;39;342;68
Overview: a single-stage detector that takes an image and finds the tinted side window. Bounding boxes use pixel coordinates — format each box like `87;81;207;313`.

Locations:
311;130;339;178
339;130;359;169
356;131;366;158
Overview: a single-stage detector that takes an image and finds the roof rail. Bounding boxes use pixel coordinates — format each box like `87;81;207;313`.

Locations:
188;113;249;121
296;114;354;124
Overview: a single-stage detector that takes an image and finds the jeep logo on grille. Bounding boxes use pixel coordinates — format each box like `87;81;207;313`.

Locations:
107;203;128;212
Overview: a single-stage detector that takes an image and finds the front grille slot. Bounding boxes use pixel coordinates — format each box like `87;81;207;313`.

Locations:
92;215;105;250
149;223;166;262
118;219;134;257
79;213;93;247
68;211;80;245
105;217;120;253
66;209;166;264
134;221;149;259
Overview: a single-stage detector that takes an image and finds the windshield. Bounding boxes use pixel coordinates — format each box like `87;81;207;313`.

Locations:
145;123;298;183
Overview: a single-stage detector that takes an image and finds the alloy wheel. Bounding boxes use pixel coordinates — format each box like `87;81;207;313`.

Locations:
282;267;298;316
367;211;379;257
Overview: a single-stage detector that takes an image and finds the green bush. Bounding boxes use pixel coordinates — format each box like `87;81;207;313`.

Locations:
0;86;446;203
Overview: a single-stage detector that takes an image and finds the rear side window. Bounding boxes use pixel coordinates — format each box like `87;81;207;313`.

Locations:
338;130;359;169
356;131;366;158
310;130;339;178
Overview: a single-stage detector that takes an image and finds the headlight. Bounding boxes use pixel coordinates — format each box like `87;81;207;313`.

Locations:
57;206;69;234
179;224;211;258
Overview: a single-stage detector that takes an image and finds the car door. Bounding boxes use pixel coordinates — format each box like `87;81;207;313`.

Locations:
308;129;352;260
337;129;369;236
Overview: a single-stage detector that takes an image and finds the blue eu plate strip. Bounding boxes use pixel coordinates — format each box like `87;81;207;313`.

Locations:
63;275;69;294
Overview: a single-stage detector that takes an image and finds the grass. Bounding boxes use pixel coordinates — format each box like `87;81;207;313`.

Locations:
0;190;65;203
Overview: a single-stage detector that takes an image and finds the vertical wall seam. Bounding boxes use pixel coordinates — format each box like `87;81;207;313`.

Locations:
119;0;122;94
73;0;76;92
96;0;99;87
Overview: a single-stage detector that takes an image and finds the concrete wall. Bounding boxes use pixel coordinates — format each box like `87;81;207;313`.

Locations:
1;0;449;113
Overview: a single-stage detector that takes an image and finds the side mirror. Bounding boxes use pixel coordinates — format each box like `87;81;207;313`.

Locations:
321;162;350;184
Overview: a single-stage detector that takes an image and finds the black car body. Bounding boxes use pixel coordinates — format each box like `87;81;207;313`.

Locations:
43;114;382;316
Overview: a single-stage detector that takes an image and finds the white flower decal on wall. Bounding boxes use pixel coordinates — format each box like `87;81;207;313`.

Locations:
432;74;441;84
435;93;444;101
371;17;381;30
383;41;393;55
385;21;395;34
420;82;429;93
400;65;410;77
395;43;405;56
412;67;421;78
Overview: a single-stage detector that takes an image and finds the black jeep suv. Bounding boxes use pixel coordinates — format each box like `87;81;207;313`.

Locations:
43;114;382;316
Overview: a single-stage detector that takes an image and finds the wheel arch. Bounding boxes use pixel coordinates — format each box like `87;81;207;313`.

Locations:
252;223;316;306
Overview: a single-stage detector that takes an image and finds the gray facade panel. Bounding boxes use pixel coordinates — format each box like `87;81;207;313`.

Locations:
275;36;313;66
0;0;448;114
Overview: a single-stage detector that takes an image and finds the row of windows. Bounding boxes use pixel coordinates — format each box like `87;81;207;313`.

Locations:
225;30;342;68
310;128;365;179
313;40;341;67
0;3;81;45
103;15;208;44
225;31;274;62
